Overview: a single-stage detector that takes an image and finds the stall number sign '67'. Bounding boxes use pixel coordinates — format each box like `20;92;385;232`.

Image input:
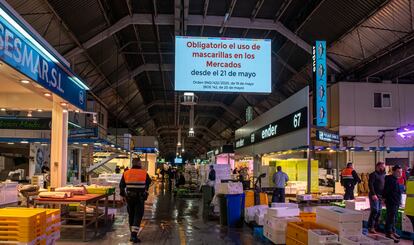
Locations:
235;107;307;149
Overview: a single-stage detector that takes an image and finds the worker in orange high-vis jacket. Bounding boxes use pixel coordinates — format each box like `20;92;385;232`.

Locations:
340;162;361;200
120;158;152;243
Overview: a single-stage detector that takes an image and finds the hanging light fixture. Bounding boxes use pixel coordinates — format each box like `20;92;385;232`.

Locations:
27;111;32;117
188;105;195;137
177;127;182;147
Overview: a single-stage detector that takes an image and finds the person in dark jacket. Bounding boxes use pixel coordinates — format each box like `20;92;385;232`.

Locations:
383;165;403;243
176;171;186;188
340;162;361;200
367;162;386;234
208;165;216;182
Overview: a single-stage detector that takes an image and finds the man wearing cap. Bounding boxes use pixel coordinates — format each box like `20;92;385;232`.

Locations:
383;165;403;243
119;158;152;243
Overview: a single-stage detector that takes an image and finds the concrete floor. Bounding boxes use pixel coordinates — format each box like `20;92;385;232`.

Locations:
56;183;413;244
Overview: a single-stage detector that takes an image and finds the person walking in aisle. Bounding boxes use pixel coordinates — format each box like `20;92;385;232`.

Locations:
272;166;289;203
367;162;386;234
119;158;152;243
404;167;414;245
340;162;361;200
383;165;403;243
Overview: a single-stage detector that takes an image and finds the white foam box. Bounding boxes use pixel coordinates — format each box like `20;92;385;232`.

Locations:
254;213;265;226
340;235;375;245
271;202;299;208
264;215;300;232
308;229;339;245
316;215;362;236
263;227;286;245
316;206;363;223
267;207;300;218
217;182;243;194
244;205;268;223
297;194;312;201
365;234;394;245
345;200;370;211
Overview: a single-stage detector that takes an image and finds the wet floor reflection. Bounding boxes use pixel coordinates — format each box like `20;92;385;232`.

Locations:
57;182;264;245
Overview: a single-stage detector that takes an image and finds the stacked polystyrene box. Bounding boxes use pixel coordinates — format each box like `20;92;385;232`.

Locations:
253;205;268;226
263;204;300;244
316;206;363;236
286;181;307;195
216;182;243;195
244;205;268;223
308;229;339;245
297;194;313;201
345;196;370;211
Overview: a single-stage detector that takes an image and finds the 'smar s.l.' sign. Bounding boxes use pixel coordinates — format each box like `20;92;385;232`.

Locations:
0;8;86;110
235;107;307;149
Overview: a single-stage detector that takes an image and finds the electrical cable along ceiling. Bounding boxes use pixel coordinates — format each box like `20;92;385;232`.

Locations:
8;0;412;157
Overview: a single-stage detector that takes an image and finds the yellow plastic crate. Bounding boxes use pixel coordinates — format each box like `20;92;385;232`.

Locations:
0;236;47;245
286;222;336;244
0;210;46;228
299;212;316;222
286;236;306;245
4;208;60;226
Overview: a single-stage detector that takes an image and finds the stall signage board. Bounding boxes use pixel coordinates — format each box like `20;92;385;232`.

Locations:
0;117;51;130
0;6;86;110
235;107;307;149
316;130;339;144
313;40;327;127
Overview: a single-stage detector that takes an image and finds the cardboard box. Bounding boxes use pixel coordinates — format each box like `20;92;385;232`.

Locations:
308;229;338;245
267;207;300;218
316;206;363;223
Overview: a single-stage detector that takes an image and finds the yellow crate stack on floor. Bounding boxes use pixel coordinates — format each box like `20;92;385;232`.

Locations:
0;209;47;245
2;208;61;245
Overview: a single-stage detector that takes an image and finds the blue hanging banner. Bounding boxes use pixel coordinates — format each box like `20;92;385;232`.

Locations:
0;4;87;110
313;40;327;127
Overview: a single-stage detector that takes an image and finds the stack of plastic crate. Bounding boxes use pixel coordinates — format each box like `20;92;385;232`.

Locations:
0;208;46;245
3;208;61;245
44;209;60;245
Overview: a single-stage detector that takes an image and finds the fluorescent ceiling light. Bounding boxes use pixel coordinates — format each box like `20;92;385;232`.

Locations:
0;8;89;90
20;79;30;84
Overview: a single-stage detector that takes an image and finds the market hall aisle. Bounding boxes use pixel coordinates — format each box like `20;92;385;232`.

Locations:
57;182;262;245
